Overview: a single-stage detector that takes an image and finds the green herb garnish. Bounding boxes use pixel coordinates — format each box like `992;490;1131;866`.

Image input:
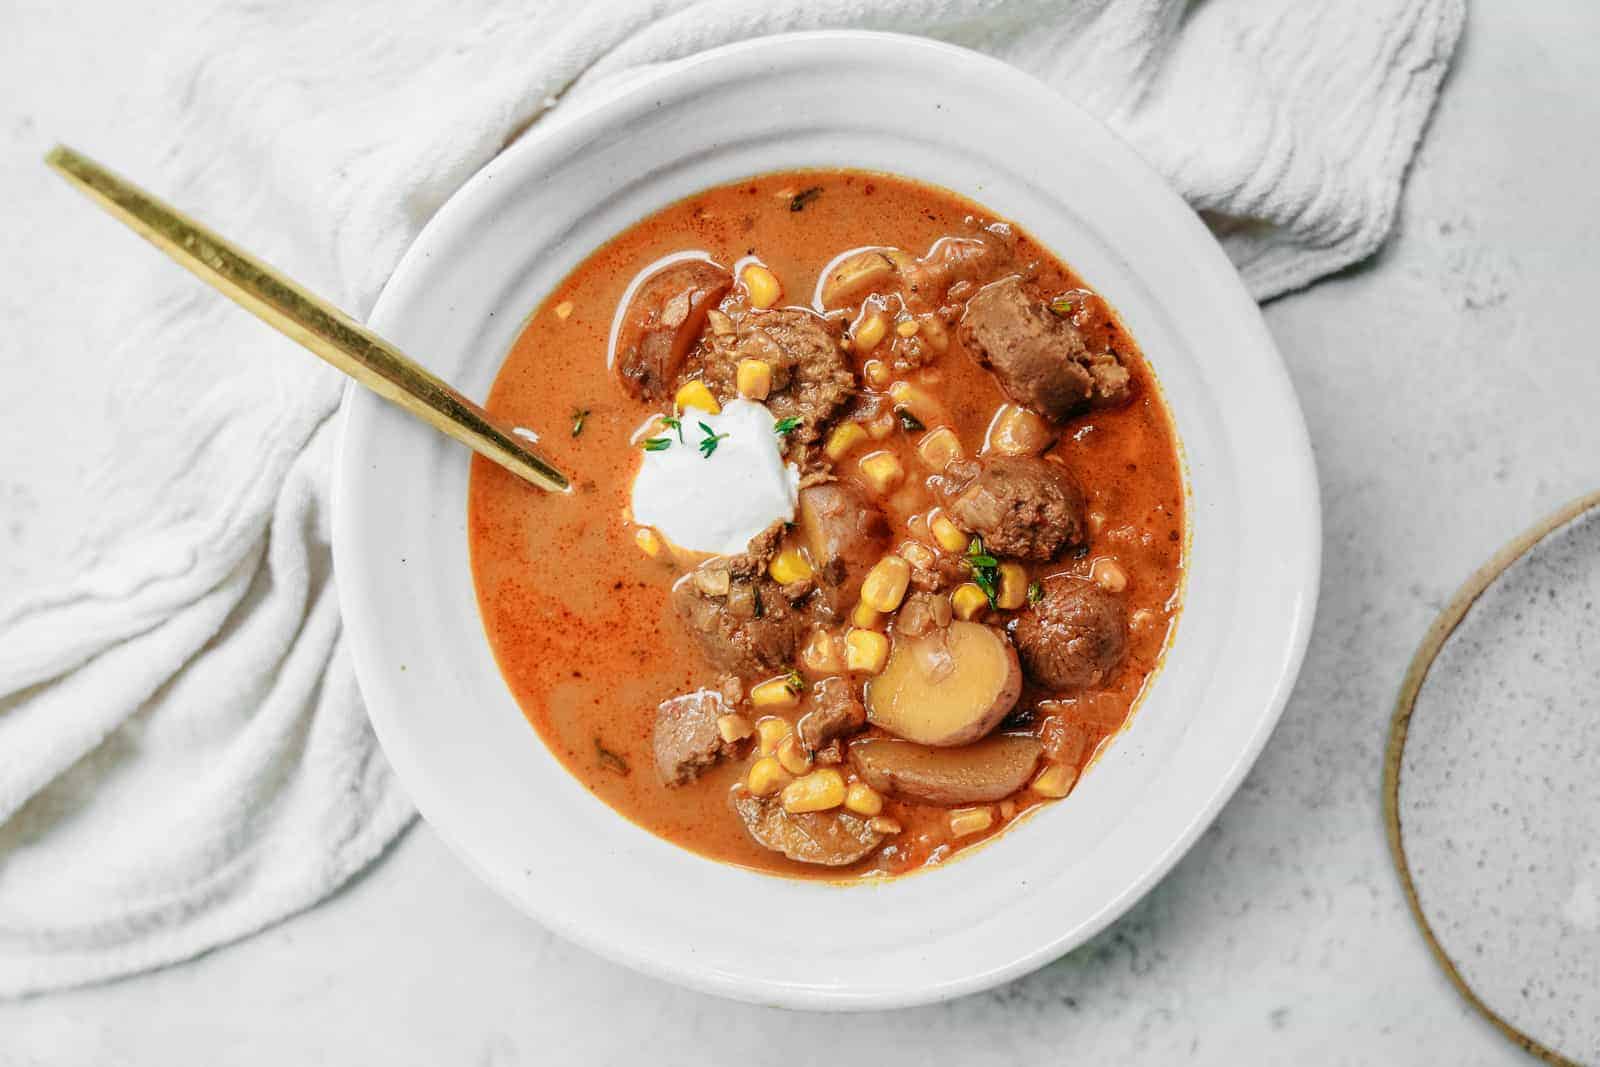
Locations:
1027;580;1044;606
662;414;685;443
789;186;823;212
967;536;1001;606
895;406;926;433
1048;296;1076;317
773;416;802;437
697;421;729;459
783;670;805;696
570;407;590;437
641;436;672;452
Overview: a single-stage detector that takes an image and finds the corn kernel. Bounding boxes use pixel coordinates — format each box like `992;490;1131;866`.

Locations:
777;734;813;776
755;716;792;757
996;562;1029;610
858;450;905;494
845;628;890;674
747;756;791;797
863;358;892;389
916;426;964;471
800;629;845;674
750;676;801;710
930;511;970;554
1091;558;1129;593
900;541;936;572
844;782;884;817
986;403;1056;456
716;713;754;744
1031;762;1079;798
950;582;990;621
851;601;885;630
674;379;720;415
867;816;903;835
888;380;942;428
864;412;896;439
854;311;888;353
742;263;781;309
895;318;919;337
860;556;912;613
634;527;664;558
781;768;847;814
919;316;949;352
769;546;814;585
553;300;574;320
948;806;994;838
735;358;773;400
825;421;868;461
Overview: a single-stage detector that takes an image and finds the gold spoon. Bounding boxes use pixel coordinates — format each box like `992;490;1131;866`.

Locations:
44;145;570;494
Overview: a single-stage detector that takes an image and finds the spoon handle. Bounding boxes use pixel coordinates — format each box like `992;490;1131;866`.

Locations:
45;145;570;494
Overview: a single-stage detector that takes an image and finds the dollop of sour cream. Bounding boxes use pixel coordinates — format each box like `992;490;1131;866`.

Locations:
630;399;799;556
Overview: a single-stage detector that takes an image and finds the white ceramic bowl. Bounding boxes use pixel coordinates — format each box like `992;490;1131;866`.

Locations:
333;31;1320;1010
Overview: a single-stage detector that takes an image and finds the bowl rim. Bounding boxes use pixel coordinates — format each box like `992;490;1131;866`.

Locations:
333;28;1321;1010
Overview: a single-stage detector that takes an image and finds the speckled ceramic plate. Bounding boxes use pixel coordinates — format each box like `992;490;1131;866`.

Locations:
334;31;1320;1009
1387;493;1600;1065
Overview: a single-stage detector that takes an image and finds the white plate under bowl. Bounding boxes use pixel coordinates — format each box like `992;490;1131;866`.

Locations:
333;31;1320;1010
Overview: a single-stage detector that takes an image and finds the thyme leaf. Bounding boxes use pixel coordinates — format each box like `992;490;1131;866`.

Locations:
1027;580;1044;606
662;414;684;443
773;416;803;437
697;421;729;459
783;670;805;696
789;186;823;212
895;406;926;433
967;536;1001;606
570;407;590;437
594;738;631;776
641;436;672;452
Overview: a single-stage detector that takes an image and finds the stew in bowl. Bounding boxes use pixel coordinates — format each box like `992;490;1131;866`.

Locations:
469;169;1184;878
335;30;1316;1007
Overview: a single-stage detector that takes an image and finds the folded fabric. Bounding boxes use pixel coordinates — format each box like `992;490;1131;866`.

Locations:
0;0;1464;997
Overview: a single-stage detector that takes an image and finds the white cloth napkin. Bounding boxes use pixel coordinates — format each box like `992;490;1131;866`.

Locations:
0;0;1463;997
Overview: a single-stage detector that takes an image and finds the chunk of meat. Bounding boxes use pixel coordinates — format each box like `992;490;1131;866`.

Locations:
612;258;732;401
797;676;867;752
732;792;883;866
797;481;892;614
942;456;1088;561
672;571;805;678
653;689;736;786
728;520;786;580
959;275;1130;421
696;309;854;443
1011;578;1127;691
903;226;1014;308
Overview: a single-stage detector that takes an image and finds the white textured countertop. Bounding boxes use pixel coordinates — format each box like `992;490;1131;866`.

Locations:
3;1;1594;1062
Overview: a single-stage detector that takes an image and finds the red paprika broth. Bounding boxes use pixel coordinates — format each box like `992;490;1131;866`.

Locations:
468;170;1184;879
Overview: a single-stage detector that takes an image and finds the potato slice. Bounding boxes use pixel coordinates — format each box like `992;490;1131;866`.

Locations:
611;258;732;400
797;482;892;614
863;621;1022;746
849;735;1043;805
818;248;906;310
732;792;883;866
